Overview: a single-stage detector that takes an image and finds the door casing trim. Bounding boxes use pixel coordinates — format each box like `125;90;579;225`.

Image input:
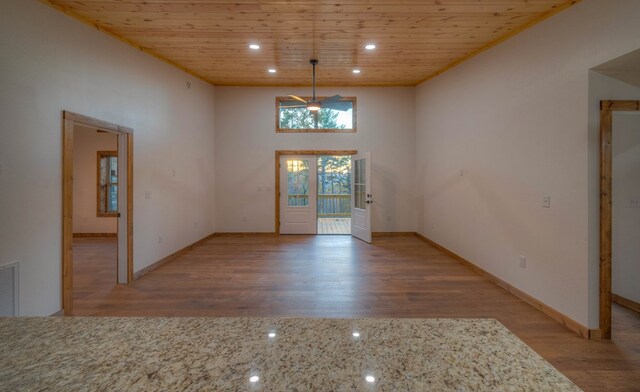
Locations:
62;110;134;316
275;150;357;234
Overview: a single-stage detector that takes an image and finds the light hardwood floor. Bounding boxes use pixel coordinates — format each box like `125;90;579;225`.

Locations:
72;235;640;392
317;217;350;235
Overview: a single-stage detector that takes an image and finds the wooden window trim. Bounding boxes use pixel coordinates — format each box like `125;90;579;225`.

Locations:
275;96;357;133
97;151;118;217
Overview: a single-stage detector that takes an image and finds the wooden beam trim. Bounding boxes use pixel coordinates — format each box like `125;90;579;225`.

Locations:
414;232;597;339
63;111;133;134
612;294;640;314
600;100;640;111
599;100;640;340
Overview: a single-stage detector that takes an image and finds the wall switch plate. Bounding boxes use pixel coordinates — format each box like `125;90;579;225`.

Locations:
257;186;263;192
519;256;527;269
145;191;152;200
629;198;640;208
158;235;163;244
265;186;272;191
542;195;551;208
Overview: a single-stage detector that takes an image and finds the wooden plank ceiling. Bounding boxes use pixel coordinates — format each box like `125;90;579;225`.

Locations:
42;0;579;86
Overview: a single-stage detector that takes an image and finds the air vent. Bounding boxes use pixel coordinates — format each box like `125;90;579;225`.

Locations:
0;262;19;316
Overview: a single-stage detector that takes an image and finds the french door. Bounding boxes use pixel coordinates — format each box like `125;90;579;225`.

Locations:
279;156;318;234
351;152;372;243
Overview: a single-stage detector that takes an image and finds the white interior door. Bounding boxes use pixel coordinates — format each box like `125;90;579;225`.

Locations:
351;152;372;243
280;155;317;234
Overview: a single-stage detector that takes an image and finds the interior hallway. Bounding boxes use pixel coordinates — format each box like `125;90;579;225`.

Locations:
71;235;640;392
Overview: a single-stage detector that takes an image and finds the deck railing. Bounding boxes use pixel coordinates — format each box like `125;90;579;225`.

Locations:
318;194;351;217
286;194;351;217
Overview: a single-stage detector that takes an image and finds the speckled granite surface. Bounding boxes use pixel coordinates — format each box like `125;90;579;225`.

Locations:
0;317;580;391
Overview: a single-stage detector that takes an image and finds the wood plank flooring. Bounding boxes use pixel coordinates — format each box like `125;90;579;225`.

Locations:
317;217;350;235
72;235;640;392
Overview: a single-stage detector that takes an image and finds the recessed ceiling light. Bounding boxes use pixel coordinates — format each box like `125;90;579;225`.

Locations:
268;332;276;337
365;44;376;50
268;68;277;74
365;375;376;383
249;375;260;383
249;44;260;50
352;69;361;74
352;332;360;337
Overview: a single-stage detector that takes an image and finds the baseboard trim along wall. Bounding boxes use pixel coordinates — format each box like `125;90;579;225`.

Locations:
214;232;277;237
372;232;415;237
414;232;599;340
73;233;117;238
612;293;640;314
133;233;216;280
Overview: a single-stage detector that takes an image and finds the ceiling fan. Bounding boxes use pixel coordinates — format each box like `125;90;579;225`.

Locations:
284;59;350;112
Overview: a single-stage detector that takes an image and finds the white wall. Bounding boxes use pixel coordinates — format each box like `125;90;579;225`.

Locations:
215;87;415;233
415;0;640;328
73;126;118;234
612;114;640;304
0;0;216;316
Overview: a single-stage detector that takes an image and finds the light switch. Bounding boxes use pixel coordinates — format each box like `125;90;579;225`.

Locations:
542;195;550;208
145;191;152;200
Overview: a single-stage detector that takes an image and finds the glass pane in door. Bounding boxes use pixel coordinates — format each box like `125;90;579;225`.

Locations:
354;159;366;210
287;159;310;207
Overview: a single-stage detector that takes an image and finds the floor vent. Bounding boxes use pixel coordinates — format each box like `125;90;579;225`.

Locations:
0;262;19;316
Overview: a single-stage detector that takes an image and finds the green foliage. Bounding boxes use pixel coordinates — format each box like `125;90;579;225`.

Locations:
280;107;346;129
318;155;351;195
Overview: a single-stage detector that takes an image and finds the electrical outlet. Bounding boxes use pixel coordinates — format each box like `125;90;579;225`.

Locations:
145;191;152;200
257;186;263;192
242;217;247;222
629;198;640;208
542;195;550;208
386;216;392;222
172;169;176;177
158;235;163;244
519;255;527;269
193;222;198;228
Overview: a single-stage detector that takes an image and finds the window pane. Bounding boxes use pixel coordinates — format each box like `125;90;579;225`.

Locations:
108;185;118;212
278;99;354;130
354;159;366;210
287;159;309;207
109;157;118;183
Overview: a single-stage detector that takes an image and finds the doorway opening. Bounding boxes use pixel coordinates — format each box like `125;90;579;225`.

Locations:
62;111;133;316
599;101;640;339
317;155;352;235
275;150;372;243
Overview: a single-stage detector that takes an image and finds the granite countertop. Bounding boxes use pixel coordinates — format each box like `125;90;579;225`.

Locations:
0;317;580;391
